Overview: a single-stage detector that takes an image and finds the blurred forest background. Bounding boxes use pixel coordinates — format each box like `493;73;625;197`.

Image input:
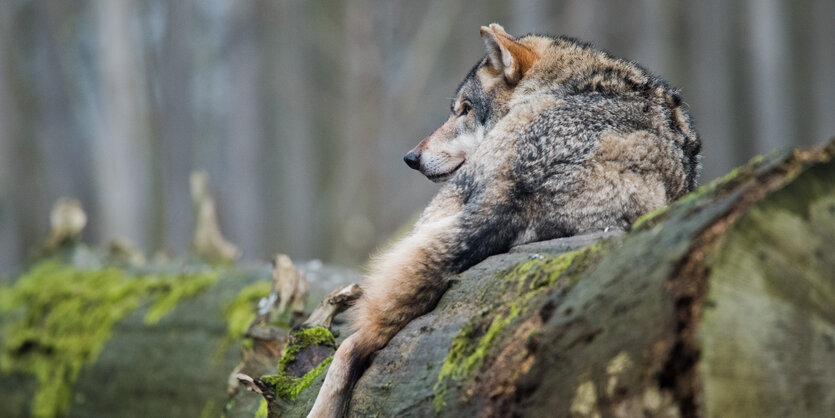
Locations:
1;0;833;275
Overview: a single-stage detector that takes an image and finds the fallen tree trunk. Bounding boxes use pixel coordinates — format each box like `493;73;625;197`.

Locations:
257;140;835;417
0;251;360;418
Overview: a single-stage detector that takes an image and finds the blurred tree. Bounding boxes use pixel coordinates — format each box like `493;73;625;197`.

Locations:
94;0;151;250
0;0;833;274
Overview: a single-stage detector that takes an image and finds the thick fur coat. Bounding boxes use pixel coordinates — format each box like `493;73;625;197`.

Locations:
308;24;701;417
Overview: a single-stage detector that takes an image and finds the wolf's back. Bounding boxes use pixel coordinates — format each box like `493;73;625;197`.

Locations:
521;36;702;193
309;26;703;418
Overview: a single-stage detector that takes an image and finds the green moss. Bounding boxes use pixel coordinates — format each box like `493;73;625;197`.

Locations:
0;260;218;418
143;272;220;325
223;398;237;417
277;327;336;373
261;327;336;402
254;398;268;418
434;310;515;405
263;356;333;401
631;205;670;230
285;327;336;352
504;244;595;292
432;309;520;411
199;400;217;418
218;281;272;354
433;243;610;411
241;337;254;350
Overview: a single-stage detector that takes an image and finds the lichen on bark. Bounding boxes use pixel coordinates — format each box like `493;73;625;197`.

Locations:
433;242;611;411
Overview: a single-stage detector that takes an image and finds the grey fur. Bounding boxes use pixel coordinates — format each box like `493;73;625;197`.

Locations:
308;24;701;418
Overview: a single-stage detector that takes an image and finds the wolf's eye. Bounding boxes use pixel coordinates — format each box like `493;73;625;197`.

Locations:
459;102;472;117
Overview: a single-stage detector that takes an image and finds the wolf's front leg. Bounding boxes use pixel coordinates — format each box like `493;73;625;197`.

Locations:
307;215;462;418
306;331;367;418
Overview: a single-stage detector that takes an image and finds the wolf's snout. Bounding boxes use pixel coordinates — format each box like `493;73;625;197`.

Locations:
404;152;421;170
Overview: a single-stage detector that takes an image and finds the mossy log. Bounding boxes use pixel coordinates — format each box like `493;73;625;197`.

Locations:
259;140;835;417
0;249;360;418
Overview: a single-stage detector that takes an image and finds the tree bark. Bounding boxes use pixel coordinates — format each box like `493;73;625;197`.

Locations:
93;0;151;250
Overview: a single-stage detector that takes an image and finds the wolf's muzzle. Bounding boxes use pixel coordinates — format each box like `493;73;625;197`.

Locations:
403;152;421;170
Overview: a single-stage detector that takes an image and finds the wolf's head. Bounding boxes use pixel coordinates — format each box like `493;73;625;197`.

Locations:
404;23;547;182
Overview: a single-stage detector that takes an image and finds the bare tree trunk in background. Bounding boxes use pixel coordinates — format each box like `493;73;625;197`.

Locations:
786;0;814;149
34;2;93;212
392;0;465;118
299;3;346;262
145;0;196;254
633;0;672;77
219;0;265;258
258;3;284;260
381;0;465;233
811;0;835;144
745;0;792;156
0;4;20;272
94;0;150;249
330;0;383;264
688;0;734;181
269;0;317;259
0;3;66;267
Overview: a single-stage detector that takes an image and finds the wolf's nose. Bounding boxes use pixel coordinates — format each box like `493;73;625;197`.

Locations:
403;152;421;170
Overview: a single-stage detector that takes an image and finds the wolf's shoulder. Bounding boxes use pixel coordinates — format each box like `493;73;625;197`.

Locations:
524;37;681;110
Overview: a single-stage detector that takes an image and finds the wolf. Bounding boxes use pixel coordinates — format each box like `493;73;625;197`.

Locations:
308;23;701;417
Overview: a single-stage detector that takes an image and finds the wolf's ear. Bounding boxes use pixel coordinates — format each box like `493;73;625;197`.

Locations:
480;23;538;85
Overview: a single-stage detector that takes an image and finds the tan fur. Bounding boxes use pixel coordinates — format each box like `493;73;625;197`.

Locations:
352;215;458;333
309;209;462;418
575;131;686;226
